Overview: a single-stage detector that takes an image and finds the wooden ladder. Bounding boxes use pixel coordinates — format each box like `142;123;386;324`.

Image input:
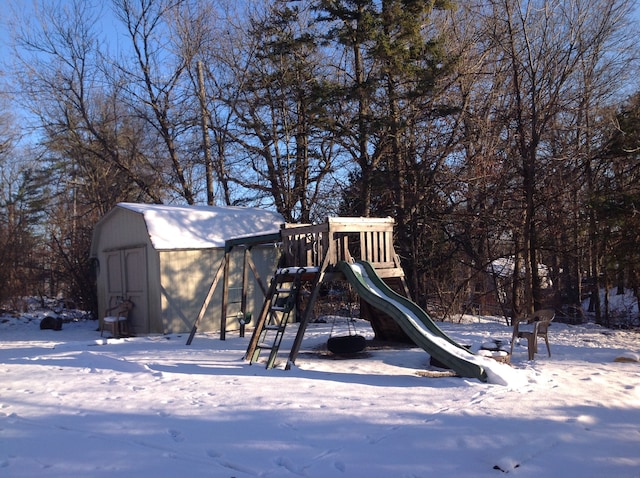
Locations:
245;267;309;369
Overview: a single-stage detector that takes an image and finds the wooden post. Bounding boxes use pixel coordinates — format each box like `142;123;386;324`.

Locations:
220;248;231;340
239;247;250;337
186;255;226;345
285;252;332;369
197;60;215;206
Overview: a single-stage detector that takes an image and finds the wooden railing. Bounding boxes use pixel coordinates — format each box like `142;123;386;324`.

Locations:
280;217;403;277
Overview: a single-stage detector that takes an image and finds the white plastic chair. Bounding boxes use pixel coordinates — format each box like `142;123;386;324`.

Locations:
510;309;555;360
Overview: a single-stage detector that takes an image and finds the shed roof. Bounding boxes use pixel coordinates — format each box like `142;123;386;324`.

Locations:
118;203;284;250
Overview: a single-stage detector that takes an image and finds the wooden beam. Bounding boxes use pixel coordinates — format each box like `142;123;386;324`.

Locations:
220;249;231;341
285;251;332;369
225;232;281;251
186;254;227;345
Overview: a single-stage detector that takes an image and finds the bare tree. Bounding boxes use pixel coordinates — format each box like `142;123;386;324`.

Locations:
204;1;339;221
436;3;521;319
474;0;637;315
10;0;169;206
7;0;176;308
111;0;200;204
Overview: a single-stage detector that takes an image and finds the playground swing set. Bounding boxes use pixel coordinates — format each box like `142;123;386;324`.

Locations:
187;216;490;382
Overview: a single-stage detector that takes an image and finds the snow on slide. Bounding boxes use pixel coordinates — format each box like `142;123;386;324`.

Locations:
338;261;524;386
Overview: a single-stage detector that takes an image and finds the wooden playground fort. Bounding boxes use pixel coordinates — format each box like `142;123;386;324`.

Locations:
190;216;410;370
248;216;410;369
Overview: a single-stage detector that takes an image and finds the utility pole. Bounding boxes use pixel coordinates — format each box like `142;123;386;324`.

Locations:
197;61;215;205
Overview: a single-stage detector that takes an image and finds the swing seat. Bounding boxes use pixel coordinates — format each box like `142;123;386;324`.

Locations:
327;334;366;355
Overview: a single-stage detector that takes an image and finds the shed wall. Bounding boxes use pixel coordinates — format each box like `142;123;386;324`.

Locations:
92;205;282;336
93;209;157;334
160;249;223;334
158;245;278;334
96;208;151;251
237;246;280;327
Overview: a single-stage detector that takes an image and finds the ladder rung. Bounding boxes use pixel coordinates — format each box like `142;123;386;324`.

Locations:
245;262;309;369
275;266;319;276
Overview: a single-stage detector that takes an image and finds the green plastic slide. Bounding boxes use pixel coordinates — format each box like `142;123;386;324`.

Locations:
338;261;488;382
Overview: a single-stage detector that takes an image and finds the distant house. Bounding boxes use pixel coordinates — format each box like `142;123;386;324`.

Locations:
471;257;554;315
488;257;553;289
90;203;284;335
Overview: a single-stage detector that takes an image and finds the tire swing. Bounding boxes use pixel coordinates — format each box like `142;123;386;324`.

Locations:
327;333;366;355
326;287;366;355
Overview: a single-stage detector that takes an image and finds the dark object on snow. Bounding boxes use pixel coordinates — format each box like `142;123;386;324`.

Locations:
327;335;366;355
40;316;63;331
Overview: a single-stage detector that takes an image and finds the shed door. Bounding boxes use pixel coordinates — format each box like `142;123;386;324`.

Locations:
105;247;149;335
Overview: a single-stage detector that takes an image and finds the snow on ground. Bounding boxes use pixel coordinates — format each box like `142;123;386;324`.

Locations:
1;307;640;477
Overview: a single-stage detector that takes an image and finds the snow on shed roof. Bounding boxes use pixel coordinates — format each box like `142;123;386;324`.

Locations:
118;203;284;250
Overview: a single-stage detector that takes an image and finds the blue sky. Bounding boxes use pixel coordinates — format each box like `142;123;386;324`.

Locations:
0;1;122;119
0;2;15;72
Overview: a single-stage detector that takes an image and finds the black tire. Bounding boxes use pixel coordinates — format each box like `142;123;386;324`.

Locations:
327;335;366;355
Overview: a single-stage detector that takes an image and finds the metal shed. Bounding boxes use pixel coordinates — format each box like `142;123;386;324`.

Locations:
90;203;284;336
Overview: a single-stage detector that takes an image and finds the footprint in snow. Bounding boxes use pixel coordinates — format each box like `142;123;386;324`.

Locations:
280;422;297;431
168;429;184;442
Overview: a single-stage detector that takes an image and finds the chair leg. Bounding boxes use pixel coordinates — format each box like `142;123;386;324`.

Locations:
543;335;551;357
527;335;536;360
510;337;515;356
119;319;129;337
101;320;118;338
100;320;116;337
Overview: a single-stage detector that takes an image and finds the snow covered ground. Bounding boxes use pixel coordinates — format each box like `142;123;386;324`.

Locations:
1;305;639;477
